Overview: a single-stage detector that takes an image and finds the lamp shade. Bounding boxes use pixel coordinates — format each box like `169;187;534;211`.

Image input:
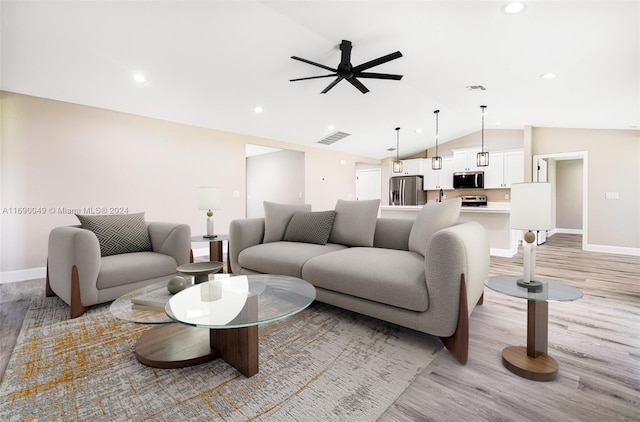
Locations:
198;186;222;210
510;182;551;230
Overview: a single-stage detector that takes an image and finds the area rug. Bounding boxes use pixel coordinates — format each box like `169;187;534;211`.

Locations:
0;296;441;421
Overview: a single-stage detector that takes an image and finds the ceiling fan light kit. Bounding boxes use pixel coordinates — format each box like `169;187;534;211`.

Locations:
290;40;403;94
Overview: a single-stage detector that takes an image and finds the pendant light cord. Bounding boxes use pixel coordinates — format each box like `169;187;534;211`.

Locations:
395;127;400;161
480;105;486;152
434;110;440;156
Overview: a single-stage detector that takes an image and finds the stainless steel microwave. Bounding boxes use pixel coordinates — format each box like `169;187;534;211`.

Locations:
453;171;484;189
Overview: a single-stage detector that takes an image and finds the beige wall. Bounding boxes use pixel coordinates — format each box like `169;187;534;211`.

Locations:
556;159;584;230
532;127;640;250
0;92;378;274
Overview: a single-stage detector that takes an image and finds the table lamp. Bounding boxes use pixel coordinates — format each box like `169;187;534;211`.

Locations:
510;182;552;291
198;186;222;238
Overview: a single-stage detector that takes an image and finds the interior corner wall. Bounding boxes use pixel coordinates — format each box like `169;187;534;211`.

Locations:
0;91;380;276
532;127;640;251
246;150;305;218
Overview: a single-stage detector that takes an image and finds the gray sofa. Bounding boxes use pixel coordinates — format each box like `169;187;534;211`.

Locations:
47;213;191;318
229;199;489;364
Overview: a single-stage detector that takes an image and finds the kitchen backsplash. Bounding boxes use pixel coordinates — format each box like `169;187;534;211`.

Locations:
425;188;511;203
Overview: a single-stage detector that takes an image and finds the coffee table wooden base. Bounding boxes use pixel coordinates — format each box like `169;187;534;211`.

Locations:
501;346;559;382
134;324;258;377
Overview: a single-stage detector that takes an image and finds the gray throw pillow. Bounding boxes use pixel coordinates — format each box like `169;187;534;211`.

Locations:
283;210;337;245
75;212;152;257
408;198;462;256
328;199;380;247
263;201;312;243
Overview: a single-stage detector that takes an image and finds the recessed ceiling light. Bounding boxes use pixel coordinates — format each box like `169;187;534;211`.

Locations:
540;73;557;79
502;2;525;14
254;106;263;114
327;125;335;131
415;128;423;133
496;121;502;125
133;73;147;83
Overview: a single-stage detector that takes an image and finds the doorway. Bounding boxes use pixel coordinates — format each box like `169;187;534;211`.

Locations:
355;168;382;201
533;151;588;251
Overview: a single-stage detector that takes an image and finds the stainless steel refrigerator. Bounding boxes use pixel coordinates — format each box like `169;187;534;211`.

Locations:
389;176;426;206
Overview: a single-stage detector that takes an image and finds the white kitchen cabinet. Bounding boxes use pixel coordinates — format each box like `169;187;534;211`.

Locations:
453;148;482;172
484;150;524;188
397;158;426;176
424;157;453;190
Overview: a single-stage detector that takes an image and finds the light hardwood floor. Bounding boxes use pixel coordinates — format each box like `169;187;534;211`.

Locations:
1;234;638;421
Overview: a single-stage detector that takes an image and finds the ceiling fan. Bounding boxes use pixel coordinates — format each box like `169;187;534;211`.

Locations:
290;40;403;94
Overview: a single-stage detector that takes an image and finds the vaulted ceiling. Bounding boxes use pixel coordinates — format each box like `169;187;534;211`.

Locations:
2;1;638;159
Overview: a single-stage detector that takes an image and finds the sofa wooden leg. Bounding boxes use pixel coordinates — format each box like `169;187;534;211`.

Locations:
440;274;469;365
477;292;484;306
70;265;89;319
45;259;56;297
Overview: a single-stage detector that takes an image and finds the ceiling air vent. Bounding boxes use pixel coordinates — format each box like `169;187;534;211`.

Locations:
317;131;350;145
466;85;487;91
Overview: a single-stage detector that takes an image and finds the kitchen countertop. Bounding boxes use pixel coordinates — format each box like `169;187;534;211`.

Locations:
381;203;510;213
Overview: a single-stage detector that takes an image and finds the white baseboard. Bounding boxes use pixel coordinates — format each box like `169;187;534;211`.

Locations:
550;228;583;235
0;267;46;284
490;247;517;258
584;244;640;257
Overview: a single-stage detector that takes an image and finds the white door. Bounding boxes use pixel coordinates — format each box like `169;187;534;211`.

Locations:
356;169;382;201
535;158;548;182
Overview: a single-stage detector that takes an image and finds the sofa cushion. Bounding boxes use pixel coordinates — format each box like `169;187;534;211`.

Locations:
302;247;428;312
284;210;336;245
238;241;347;278
263;202;312;243
76;212;152;257
408;198;462;256
96;251;178;289
328;199;380;247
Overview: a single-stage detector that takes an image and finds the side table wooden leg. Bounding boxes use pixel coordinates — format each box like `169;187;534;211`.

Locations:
502;299;558;381
528;300;548;357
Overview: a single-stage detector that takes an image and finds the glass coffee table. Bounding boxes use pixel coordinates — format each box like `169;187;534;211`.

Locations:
485;275;582;381
110;273;316;377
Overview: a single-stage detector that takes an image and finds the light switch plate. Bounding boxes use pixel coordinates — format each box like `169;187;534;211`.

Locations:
605;192;619;200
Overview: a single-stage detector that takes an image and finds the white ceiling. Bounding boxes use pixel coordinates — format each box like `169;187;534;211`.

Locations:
2;1;638;159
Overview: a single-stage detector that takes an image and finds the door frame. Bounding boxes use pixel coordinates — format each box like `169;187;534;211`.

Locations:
532;151;588;251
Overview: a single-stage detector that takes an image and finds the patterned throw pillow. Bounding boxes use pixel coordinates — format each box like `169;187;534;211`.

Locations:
283;211;337;245
75;212;152;257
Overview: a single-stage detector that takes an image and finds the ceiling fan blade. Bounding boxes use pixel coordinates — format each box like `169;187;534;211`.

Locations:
290;74;337;82
339;40;352;68
352;51;403;73
291;56;336;73
354;72;403;80
321;76;344;94
347;77;370;94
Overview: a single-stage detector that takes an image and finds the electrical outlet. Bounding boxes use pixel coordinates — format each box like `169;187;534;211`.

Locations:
605;192;619;200
505;194;509;200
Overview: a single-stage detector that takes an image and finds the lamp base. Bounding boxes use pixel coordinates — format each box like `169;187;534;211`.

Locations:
516;279;543;291
203;234;217;239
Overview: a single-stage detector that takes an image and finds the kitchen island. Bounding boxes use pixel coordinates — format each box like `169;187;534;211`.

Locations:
380;204;517;257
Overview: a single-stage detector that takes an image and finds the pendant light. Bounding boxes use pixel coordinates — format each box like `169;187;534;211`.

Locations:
476;105;489;167
432;110;442;170
393;127;403;173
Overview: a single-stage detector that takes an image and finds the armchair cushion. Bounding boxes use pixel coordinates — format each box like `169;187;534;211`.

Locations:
76;212;152;257
96;251;179;289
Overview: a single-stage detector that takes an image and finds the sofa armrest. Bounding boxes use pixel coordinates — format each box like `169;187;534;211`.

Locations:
424;221;489;335
48;226;101;306
229;218;265;274
148;222;191;266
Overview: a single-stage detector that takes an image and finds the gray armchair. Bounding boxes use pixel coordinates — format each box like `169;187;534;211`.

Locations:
46;222;191;318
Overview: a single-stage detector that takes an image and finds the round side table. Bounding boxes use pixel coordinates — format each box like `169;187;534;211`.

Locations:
485;275;582;381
